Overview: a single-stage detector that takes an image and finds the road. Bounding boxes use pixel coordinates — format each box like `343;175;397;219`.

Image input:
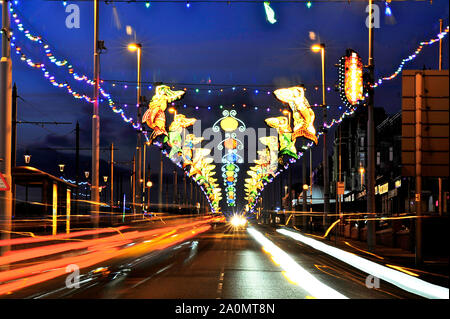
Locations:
0;219;424;299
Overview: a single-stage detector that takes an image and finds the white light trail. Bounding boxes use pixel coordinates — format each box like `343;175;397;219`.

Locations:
247;227;348;299
277;228;449;299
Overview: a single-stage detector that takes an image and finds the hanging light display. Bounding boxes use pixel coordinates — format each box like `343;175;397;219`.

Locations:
338;49;365;108
263;2;277;24
273;86;318;144
213;110;246;207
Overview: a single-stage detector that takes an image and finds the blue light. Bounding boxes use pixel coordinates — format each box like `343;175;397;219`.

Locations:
385;5;392;16
186;1;190;8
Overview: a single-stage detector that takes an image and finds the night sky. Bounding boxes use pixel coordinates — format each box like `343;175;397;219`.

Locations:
10;0;449;209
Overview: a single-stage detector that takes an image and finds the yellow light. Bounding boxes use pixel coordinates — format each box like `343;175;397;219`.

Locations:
127;43;141;52
146;181;153;188
220;117;239;132
168;107;176;114
359;167;365;174
344;52;364;105
303;184;309;190
230;214;247;228
311;44;323;53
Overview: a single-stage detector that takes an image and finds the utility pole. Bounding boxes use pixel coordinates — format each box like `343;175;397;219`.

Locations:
0;0;13;257
11;83;16;169
288;165;292;211
302;143;307;228
415;72;423;265
173;169;177;204
110;143;114;213
75;122;80;215
132;155;135;215
183;174;187;207
366;0;376;252
91;0;100;225
321;46;330;232
11;83;16;218
438;19;443;216
159;152;163;209
439;19;443;71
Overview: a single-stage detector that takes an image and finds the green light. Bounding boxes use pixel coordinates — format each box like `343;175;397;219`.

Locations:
195;88;199;93
145;2;150;8
306;1;312;8
263;2;277;24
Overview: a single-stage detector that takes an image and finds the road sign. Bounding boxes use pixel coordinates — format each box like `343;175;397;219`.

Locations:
0;172;10;191
337;182;345;195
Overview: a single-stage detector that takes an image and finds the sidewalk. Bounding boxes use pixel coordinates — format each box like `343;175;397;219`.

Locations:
278;225;449;288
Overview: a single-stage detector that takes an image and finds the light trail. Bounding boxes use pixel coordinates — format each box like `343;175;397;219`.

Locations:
0;221;213;295
248;227;348;299
277;228;449;299
0;226;129;247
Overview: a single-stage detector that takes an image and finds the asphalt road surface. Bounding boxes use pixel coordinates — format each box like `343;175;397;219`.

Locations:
2;222;422;299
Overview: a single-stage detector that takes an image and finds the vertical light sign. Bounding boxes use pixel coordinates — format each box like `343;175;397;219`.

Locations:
338;49;365;108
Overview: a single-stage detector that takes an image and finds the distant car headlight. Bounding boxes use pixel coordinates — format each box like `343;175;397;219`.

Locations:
230;215;247;227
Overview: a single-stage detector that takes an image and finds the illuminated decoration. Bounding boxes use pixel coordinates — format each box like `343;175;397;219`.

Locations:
142;85;185;143
338;49;365;108
259;136;278;176
213;110;246;207
182;134;204;169
273;86;318;144
220;117;239;132
9;6;145;136
306;1;312;9
385;1;392;16
265;116;297;159
373;25;449;88
166;113;197;159
263;2;277;24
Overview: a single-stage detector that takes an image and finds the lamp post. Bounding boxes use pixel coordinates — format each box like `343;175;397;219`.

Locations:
59;164;65;173
128;43;143;214
146;180;152;211
84;171;90;204
312;43;330;231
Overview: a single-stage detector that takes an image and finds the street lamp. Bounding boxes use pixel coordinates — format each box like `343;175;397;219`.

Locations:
84;171;90;179
359;166;365;190
128;42;143;214
24;151;31;164
127;43;142;104
59;163;65;172
103;175;108;183
311;42;329;230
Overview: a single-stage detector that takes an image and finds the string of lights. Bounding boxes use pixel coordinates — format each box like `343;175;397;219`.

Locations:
373;25;449;88
53;0;433;4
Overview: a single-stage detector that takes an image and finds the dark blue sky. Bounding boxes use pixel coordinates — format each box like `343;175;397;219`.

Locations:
10;0;449;207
